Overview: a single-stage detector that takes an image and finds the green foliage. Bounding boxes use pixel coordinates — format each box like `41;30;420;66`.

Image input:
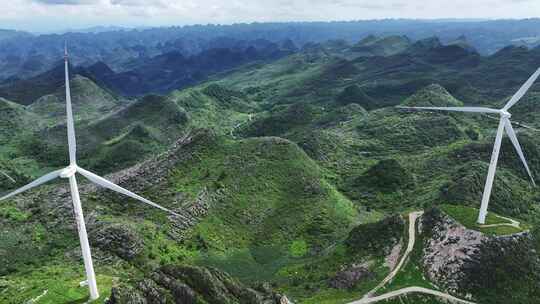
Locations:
350;35;412;57
0;204;29;222
16;134;68;167
336;85;375;108
459;235;540;304
0;263;118;304
289;240;309;258
242;102;324;137
401;84;464;107
4;31;540;304
379;295;446;304
28;75;121;125
203;83;246;104
84;139;155;173
345;215;405;256
353;159;413;192
439;161;535;217
439;204;527;236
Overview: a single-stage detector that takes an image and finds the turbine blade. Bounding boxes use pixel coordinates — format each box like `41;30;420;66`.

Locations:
504;119;536;186
76;167;180;217
397;106;501;114
503;67;540;110
64;47;77;165
0;169;63;201
0;170;16;183
516;123;540;132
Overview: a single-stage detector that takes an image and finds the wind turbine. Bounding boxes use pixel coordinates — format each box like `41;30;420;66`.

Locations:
398;67;540;224
0;46;180;301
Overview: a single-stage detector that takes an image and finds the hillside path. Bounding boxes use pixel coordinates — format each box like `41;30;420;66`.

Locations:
361;211;424;298
230;113;254;138
348;287;476;304
479;214;521;229
348;211;477;304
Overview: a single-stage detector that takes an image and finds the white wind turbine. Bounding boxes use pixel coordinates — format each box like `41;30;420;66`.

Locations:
0;46;180;301
399;67;540;224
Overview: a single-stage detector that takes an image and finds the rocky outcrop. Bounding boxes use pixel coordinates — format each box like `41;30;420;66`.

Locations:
166;187;224;242
107;265;292;304
421;208;540;303
90;223;143;261
329;262;374;289
421;208;486;294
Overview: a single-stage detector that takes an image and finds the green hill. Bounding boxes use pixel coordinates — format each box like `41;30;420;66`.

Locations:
28;75;122;125
401;84;464;107
349;35;412;57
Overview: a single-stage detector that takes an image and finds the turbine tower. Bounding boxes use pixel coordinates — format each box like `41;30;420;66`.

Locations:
0;46;180;301
399;67;540;224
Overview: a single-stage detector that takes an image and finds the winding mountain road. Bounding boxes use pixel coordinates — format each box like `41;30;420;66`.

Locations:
349;287;476;304
347;211;477;304
362;211;424;298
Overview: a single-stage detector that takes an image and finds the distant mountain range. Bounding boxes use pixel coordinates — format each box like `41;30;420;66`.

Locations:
3;33;538;101
0;38;297;101
1;19;540;81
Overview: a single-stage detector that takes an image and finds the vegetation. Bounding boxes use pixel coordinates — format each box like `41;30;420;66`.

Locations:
1;31;540;304
440;204;527;235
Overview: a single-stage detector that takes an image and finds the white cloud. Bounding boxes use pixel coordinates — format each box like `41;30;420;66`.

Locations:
0;0;538;32
32;0;99;4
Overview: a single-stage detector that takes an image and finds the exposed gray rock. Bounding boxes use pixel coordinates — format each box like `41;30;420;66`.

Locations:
422;209;486;294
421;207;540;303
90;223;143;260
329;262;374;289
108;265;290;304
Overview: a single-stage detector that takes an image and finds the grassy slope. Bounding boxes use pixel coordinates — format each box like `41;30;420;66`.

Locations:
28;75;122;126
440;204;528;235
167;136;360;284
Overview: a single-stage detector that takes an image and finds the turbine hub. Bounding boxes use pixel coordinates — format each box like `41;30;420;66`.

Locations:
501;110;511;118
60;165;77;178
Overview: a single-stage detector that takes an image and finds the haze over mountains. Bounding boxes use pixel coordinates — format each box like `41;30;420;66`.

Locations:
1;19;540;81
2;19;540;304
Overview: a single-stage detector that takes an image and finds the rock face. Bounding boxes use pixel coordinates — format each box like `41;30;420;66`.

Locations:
329;262;374;289
421;208;487;294
107;265;291;304
421;208;540;303
90;223;143;261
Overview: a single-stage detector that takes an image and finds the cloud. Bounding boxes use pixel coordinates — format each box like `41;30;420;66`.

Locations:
2;0;539;32
32;0;99;4
109;0;167;7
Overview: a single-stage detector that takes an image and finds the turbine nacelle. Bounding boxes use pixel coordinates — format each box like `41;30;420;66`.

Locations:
60;165;77;178
499;110;511;118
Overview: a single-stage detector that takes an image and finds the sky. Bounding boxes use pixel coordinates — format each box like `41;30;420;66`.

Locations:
1;0;539;33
